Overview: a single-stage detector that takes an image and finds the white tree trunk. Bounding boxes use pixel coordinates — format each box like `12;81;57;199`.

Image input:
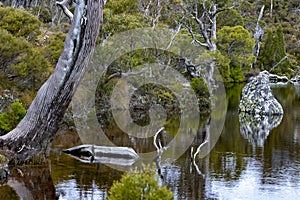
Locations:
209;4;217;52
253;5;265;61
270;0;273;19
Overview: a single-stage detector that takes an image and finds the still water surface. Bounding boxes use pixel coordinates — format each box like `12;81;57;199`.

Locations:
1;83;300;200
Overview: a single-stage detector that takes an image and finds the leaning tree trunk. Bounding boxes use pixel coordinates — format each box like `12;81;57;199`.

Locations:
0;0;104;164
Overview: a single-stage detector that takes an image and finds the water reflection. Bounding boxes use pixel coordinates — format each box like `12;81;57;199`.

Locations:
50;152;124;200
0;166;56;200
2;84;300;199
239;112;283;147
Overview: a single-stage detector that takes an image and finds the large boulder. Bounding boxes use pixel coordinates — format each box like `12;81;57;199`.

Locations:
239;71;284;115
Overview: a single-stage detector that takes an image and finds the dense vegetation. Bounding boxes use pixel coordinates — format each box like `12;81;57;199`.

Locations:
0;0;299;131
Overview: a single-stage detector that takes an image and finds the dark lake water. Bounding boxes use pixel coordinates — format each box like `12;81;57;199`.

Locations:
1;83;300;200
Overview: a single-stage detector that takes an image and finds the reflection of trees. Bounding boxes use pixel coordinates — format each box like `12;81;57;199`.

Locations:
51;152;124;199
160;150;207;200
208;84;248;180
5;84;297;199
0;151;126;200
209;109;248;181
261;84;300;185
0;166;57;200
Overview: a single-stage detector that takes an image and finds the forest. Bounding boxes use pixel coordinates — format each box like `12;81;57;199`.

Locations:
0;0;299;135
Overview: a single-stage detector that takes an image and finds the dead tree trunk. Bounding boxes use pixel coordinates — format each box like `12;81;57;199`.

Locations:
0;0;104;164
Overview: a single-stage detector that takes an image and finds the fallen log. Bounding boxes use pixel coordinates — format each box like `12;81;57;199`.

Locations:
63;144;139;166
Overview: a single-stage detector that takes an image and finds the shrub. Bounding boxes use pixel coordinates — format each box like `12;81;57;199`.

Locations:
191;78;210;112
44;32;66;65
217;9;244;27
0;7;41;39
0;102;26;135
11;47;52;90
107;167;173;200
0;28;29;67
0;28;51;91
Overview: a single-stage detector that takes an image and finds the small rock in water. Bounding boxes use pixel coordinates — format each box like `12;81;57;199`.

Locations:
239;71;284;115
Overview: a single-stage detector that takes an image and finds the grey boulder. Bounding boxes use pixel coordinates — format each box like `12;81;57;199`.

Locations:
239;71;284;115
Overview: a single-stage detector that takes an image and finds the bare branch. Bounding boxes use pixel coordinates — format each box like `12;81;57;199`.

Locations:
56;0;73;21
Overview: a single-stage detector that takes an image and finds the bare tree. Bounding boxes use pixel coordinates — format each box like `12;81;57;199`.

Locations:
253;5;265;63
180;0;238;87
0;0;104;164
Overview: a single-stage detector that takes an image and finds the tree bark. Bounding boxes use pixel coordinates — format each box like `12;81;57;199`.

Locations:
0;0;104;164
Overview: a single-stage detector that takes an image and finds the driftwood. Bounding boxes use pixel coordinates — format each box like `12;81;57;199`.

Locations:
63;144;139;166
64;127;166;166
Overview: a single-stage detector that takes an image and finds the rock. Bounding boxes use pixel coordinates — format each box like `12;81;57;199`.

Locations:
239;71;284;115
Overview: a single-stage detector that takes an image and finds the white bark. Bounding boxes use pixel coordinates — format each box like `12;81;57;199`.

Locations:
253;5;265;60
270;0;273;19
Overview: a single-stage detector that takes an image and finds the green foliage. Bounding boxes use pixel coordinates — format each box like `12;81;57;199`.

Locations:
11;47;52;89
258;25;293;76
100;0;150;40
217;26;255;82
229;63;245;83
0;27;51;93
101;9;148;36
105;0;139;14
0;7;41;39
0;102;26;135
44;32;66;65
217;26;255;67
217;9;244;27
191;78;210;112
212;51;232;83
107;167;173;200
0;154;5;164
0;185;19;200
237;1;254;17
0;28;29;66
